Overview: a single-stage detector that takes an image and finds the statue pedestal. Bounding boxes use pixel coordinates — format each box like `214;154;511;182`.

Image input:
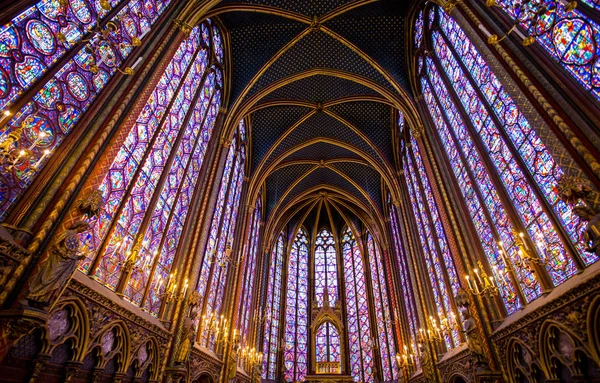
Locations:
304;374;355;383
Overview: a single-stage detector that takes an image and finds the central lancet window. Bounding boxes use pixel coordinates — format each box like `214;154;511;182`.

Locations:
315;229;338;305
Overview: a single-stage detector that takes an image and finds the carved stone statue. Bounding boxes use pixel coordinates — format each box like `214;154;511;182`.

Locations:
461;309;488;370
419;342;435;382
225;345;238;381
173;308;198;365
574;206;600;258
26;220;90;307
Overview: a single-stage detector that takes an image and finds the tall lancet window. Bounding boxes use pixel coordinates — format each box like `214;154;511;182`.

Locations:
366;233;398;380
342;227;374;383
314;229;338;306
262;233;285;380
76;21;222;316
283;228;309;382
198;118;246;350
404;125;461;349
388;193;420;364
489;0;600;100
416;6;595;314
0;0;173;218
239;196;262;353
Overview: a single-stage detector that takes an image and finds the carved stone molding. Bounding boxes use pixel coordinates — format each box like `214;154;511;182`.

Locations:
0;230;32;305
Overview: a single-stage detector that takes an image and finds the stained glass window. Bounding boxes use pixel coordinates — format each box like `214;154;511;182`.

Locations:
388;198;421;365
416;5;594;313
404;132;460;348
262;234;285;380
239;196;262;353
199;119;246;350
365;233;398;381
75;21;222;317
342;227;374;383
284;228;309;383
0;0;173;219
315;322;341;364
314;229;338;306
488;0;600;101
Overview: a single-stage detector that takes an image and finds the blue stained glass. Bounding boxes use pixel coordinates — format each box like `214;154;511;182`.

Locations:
0;0;172;219
239;196;262;353
284;228;309;383
263;234;285;380
79;27;202;277
314;229;337;306
200;119;246;350
366;233;398;381
437;10;594;267
490;0;600;101
342;227;374;383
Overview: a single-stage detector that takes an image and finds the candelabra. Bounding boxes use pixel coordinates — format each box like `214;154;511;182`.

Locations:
484;0;578;46
464;260;500;297
0;120;52;177
240;345;263;371
514;231;547;268
201;310;239;346
396;345;415;370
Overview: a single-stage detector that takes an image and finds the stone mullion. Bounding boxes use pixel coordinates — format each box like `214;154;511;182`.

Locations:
403;158;451;337
219;180;251;383
438;26;586;271
247;213;264;348
334;228;350;376
456;1;600;186
466;0;600;128
8;26;182;309
416;97;503;367
368;236;396;380
236;204;257;342
429;47;556;292
391;200;423;345
85;34;204;278
399;177;438;326
139;81;218;308
0;1;37;26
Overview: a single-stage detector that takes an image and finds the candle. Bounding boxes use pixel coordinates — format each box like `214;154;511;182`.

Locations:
182;279;188;295
474;268;483;285
465;275;474;291
478;24;492;38
131;56;143;70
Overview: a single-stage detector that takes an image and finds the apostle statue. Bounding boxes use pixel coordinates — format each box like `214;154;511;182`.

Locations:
26;220;90;307
574;206;600;258
173;307;198;365
461;308;489;370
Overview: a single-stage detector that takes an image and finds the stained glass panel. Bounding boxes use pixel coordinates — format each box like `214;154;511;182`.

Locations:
342;227;374;383
366;233;398;381
0;0;173;219
490;0;600;101
314;229;338;306
262;234;285;380
437;10;594;267
284;228;309;382
315;322;341;363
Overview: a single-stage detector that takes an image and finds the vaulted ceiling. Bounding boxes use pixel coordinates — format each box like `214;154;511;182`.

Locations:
206;0;421;245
